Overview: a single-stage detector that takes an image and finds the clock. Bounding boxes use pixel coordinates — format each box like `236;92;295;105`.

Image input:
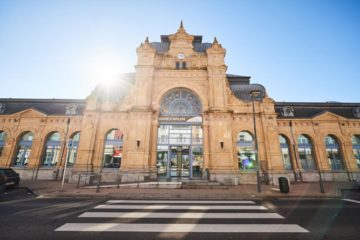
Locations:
177;53;185;59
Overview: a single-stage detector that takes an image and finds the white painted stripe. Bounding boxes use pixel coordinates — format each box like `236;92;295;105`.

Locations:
94;204;267;210
342;198;360;204
55;223;309;233
106;200;255;204
79;212;283;219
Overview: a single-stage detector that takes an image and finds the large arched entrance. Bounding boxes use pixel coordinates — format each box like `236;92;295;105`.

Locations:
156;88;203;179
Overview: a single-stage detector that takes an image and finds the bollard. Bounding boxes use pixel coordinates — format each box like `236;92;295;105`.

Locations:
77;173;81;188
96;173;101;193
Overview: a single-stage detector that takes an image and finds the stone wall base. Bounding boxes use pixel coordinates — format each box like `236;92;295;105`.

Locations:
119;168;157;183
209;170;239;185
12;167;59;180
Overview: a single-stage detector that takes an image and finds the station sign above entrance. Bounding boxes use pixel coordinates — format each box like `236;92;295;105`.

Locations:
158;116;202;123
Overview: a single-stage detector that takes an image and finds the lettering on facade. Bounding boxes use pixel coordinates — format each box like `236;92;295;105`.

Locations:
159;116;188;122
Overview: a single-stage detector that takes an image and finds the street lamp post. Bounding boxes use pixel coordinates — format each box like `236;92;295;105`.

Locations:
250;89;262;193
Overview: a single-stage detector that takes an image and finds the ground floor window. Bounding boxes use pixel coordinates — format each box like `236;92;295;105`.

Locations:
237;131;256;170
0;131;6;157
43;132;61;167
297;135;316;170
279;135;292;171
67;132;80;167
103;129;123;168
352;135;360;169
325;135;344;170
14;132;33;166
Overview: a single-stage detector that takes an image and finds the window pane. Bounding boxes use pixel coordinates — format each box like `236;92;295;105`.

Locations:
157;145;168;177
103;144;122;168
353;149;360;169
237;146;256;170
0;131;6;142
14;147;31;166
192;146;203;177
22;132;34;141
49;132;61;141
238;132;253;142
298;147;316;170
281;148;292;170
298;135;311;144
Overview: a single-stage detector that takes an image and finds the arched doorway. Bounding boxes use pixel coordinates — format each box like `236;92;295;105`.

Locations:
157;88;203;179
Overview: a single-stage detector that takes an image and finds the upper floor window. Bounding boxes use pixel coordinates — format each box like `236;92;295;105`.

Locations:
176;61;187;69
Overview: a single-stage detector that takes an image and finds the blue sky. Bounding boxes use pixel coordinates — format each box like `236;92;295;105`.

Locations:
0;0;359;102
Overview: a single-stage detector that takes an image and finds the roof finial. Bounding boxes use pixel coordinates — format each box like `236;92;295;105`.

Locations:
145;36;149;44
180;20;183;28
213;37;218;44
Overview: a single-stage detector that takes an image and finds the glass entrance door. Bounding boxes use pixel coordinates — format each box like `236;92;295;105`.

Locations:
170;146;190;177
157;124;203;179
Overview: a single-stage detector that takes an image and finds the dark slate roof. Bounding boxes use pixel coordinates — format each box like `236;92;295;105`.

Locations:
229;83;266;102
275;102;360;119
227;74;251;85
0;99;86;116
151;35;212;54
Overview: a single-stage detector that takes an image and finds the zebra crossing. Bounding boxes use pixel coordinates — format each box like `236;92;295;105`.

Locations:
55;200;309;233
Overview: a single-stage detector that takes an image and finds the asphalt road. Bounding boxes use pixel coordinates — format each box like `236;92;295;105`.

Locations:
1;189;359;240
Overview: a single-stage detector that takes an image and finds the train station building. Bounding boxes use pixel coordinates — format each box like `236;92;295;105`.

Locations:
1;24;360;185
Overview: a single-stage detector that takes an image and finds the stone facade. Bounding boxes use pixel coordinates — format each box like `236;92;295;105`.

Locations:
1;24;359;185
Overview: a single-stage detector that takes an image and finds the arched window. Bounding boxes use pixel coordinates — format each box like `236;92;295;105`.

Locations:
42;132;61;167
67;132;80;167
279;135;292;171
297;135;316;170
103;129;123;168
14;132;33;166
325;135;344;170
352;135;360;169
237;131;256;170
0;131;6;157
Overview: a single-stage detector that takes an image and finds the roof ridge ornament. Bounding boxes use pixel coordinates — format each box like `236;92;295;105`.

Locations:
145;36;149;44
213;37;218;44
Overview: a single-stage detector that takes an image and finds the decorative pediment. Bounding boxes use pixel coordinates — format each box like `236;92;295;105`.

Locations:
168;22;195;56
312;111;346;121
12;108;48;118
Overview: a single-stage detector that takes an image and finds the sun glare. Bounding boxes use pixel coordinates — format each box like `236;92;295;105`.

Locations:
83;53;126;88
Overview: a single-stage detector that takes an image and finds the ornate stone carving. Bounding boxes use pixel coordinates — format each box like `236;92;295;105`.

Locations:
0;103;6;113
353;107;360;118
159;88;202;116
65;104;79;115
281;106;294;117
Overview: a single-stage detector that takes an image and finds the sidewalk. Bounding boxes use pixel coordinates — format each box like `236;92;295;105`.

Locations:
18;180;359;199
